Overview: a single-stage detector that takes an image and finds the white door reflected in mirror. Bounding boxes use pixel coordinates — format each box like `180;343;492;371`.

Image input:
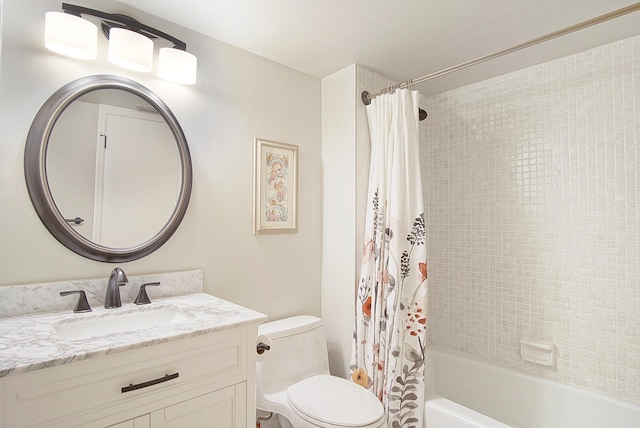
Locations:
47;91;180;249
95;106;179;247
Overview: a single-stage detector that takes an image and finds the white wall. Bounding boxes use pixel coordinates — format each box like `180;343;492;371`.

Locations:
321;64;356;377
0;0;322;321
320;64;425;378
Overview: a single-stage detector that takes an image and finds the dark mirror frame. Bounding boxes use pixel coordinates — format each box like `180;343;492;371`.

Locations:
24;75;192;263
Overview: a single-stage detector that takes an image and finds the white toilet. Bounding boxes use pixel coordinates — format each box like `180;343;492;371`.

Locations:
256;315;385;428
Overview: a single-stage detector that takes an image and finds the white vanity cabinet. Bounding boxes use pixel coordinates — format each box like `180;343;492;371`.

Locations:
1;323;258;428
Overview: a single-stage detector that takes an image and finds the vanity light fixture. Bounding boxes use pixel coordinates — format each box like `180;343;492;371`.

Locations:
44;11;98;59
108;27;154;73
158;47;198;85
44;3;197;84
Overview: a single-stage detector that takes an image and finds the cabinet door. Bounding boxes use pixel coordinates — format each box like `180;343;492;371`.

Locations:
107;414;151;428
154;383;246;428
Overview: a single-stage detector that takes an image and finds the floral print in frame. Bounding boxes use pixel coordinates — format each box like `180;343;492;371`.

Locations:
253;138;298;234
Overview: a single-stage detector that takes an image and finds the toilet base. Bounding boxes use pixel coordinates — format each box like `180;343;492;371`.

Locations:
277;414;293;428
263;409;386;428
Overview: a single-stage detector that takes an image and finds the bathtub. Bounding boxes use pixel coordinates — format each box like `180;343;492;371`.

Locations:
424;347;640;428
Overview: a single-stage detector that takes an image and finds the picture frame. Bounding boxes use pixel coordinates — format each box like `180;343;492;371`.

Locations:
253;138;298;234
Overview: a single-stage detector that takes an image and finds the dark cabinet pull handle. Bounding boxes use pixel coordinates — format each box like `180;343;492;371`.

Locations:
121;372;179;393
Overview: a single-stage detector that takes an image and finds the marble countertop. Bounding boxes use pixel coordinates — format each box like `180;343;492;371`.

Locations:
0;293;267;378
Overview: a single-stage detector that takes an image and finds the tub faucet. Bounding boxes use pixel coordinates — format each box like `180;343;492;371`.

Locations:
105;267;128;308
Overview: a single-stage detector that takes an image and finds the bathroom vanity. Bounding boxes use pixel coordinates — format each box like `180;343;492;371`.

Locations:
0;271;266;428
10;70;267;427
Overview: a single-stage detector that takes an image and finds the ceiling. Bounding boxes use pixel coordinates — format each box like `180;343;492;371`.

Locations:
119;0;640;96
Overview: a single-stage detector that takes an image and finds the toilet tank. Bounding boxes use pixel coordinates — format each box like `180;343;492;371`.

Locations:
256;315;330;395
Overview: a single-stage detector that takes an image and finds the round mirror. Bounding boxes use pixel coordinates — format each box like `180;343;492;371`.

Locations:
24;75;192;262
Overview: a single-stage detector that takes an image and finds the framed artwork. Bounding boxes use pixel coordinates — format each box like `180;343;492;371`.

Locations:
253;138;298;234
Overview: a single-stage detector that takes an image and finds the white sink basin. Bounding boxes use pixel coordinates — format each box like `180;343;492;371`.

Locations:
54;305;195;340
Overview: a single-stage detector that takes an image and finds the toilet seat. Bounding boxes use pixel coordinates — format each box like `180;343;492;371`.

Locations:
287;375;385;427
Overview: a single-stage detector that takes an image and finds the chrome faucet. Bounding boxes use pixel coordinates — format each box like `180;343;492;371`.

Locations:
105;267;128;308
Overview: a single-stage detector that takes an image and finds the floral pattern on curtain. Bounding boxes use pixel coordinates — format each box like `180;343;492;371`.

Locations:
351;88;427;428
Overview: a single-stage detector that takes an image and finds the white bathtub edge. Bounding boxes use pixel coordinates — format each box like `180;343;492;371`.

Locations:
426;346;640;428
425;397;512;428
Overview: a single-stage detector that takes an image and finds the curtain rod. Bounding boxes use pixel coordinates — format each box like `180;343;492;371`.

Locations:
362;1;640;108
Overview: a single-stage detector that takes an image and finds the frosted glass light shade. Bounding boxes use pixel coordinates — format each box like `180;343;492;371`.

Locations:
108;28;153;72
158;48;197;85
44;12;98;59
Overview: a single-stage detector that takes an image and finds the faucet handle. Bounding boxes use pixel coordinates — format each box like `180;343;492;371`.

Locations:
60;290;92;313
134;282;160;305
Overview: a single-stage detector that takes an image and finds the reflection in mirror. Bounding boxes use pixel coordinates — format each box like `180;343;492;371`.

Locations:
47;90;180;248
24;75;192;263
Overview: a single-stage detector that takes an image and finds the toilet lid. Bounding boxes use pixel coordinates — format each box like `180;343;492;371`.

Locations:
287;375;384;427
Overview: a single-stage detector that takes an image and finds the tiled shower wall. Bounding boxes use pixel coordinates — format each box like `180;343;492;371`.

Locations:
423;35;639;403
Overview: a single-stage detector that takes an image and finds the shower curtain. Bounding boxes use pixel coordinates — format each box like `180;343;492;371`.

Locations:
351;88;427;428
